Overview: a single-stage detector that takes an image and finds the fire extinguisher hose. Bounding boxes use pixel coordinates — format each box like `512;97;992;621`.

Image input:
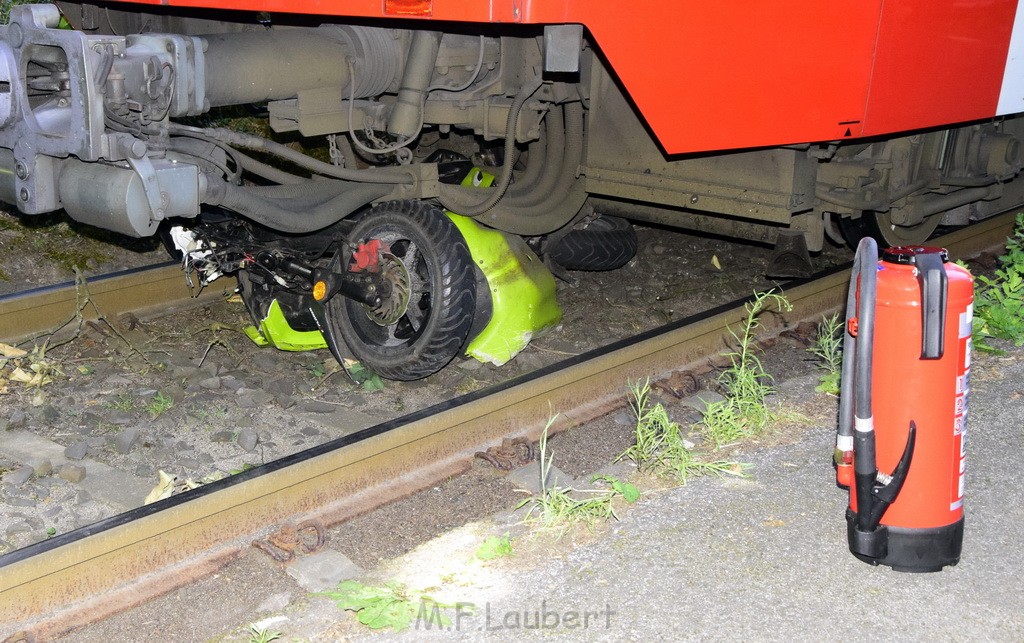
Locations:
837;237;881;533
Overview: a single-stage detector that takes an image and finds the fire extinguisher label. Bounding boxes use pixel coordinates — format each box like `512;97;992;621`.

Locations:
951;310;971;514
956;374;968;394
959;305;973;339
951;323;971;513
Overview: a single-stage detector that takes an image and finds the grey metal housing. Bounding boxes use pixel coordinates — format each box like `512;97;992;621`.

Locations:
0;2;1021;251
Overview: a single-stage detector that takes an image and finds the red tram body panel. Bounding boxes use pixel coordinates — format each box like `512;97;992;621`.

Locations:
103;0;1023;154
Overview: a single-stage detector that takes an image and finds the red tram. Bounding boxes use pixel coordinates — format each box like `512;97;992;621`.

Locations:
0;1;1020;377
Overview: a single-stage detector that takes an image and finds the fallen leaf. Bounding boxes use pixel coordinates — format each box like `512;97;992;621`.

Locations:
9;367;33;383
145;470;177;505
711;255;722;270
0;343;27;358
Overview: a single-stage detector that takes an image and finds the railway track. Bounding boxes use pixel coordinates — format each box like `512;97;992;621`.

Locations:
0;262;227;344
0;212;1016;639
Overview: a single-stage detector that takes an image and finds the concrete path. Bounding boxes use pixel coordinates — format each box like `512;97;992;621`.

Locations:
354;350;1024;641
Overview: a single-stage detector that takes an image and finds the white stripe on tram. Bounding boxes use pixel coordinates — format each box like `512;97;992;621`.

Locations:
998;0;1024;115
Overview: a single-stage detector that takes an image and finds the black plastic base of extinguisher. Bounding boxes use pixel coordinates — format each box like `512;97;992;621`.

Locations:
846;510;964;572
846;513;889;560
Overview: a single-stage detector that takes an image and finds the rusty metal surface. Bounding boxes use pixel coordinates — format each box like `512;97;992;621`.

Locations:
0;264;229;343
0;212;1015;638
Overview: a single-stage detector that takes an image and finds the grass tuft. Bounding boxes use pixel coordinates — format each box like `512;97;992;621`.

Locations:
618;380;746;483
808;312;843;395
517;417;637;531
701;290;791;448
972;212;1024;352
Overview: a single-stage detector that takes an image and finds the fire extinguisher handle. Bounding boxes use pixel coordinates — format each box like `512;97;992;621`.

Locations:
916;252;947;359
867;421;918;528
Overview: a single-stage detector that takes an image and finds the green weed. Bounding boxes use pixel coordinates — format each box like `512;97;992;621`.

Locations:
475;534;513;560
590;474;641;503
105;394;135;413
702;290;791;448
191;405;229;423
320;579;465;632
517;418;636;530
618;380;746;482
146;391;174;418
808;312;843;395
306;361;327;379
0;212;125;275
247;624;282;643
346;361;385;391
973;213;1024;351
698;399;749;449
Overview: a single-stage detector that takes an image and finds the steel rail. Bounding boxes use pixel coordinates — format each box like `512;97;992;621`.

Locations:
0;262;228;344
0;211;1015;638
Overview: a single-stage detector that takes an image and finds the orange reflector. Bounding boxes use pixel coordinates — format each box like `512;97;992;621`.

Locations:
313;281;328;301
384;0;432;16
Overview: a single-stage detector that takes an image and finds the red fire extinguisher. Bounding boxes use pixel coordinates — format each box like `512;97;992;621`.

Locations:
834;238;972;572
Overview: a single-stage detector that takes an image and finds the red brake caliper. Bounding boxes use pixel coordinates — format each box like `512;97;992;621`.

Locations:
350;239;384;272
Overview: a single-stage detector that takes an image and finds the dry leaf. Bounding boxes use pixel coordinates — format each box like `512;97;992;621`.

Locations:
0;342;27;358
711;255;722;270
9;367;33;383
144;470;177;505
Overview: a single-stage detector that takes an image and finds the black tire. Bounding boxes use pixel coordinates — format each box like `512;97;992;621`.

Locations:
545;215;638;271
837;210;941;248
325;200;477;380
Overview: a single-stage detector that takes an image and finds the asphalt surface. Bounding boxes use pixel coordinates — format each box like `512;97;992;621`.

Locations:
352;349;1024;642
62;345;1024;642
